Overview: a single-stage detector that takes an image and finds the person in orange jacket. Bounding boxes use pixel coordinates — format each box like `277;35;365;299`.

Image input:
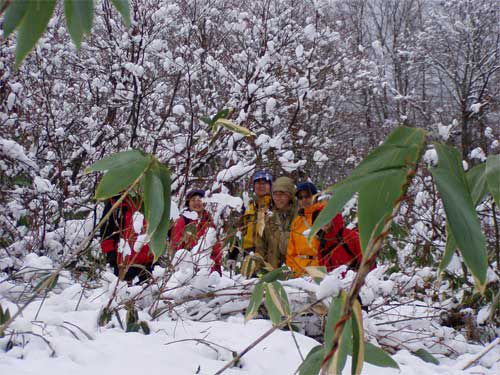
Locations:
286;182;344;276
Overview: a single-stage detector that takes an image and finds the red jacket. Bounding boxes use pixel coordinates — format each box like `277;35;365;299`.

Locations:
317;226;363;272
100;197;155;266
170;210;222;274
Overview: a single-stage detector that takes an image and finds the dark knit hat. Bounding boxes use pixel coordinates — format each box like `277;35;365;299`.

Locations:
185;189;205;207
296;182;318;196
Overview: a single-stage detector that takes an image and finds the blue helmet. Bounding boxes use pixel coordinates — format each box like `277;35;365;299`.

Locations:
252;170;273;184
296;182;318;196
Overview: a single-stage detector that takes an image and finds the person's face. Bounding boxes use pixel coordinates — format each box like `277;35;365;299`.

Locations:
272;191;291;210
297;191;313;209
254;179;271;197
188;195;204;213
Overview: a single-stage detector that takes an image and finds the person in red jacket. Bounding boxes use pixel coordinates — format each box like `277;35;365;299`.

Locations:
312;208;363;273
100;195;154;282
170;189;222;275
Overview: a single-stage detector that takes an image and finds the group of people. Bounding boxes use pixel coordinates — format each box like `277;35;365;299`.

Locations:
228;171;363;278
99;170;363;282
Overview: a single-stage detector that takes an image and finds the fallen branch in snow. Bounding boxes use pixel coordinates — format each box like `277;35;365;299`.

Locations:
214;296;328;375
461;337;500;370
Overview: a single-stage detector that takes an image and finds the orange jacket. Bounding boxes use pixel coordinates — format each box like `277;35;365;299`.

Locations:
286;202;325;275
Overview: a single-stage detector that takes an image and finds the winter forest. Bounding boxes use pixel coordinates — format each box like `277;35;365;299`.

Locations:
1;0;500;374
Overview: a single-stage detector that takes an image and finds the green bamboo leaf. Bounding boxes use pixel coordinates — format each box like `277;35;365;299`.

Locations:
33;273;59;293
260;266;288;283
245;283;264;322
466;163;488;206
309;127;425;244
2;0;29;38
364;343;399;369
264;284;282;325
0;304;12;325
413;348;440;365
439;224;456;273
264;281;290;322
86;150;147;173
486;154;500;207
64;0;94;49
214;118;255;137
111;0;131;26
15;0;57;67
310;169;404;241
298;345;324;375
440;162;488;273
351;299;365;375
358;170;407;252
326;317;352;375
324;291;346;353
97;307;112;327
143;169;164;236
431;143;488;291
148;163;171;260
94;157;149;200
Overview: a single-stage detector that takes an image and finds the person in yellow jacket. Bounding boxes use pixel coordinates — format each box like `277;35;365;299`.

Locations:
227;170;273;271
286;182;323;276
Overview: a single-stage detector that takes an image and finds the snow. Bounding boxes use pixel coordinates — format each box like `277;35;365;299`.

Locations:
423;149;438;166
0;138;38;170
295;44;304;58
438;123;453;141
132;211;144;234
118;238;132;257
182;210;198;220
172;104;186;115
204;193;243;210
2;268;498;375
33;176;53;193
216;162;254;182
470;103;482;113
470;147;486;162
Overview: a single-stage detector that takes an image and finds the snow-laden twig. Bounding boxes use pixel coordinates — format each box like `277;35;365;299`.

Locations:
461;337;500;370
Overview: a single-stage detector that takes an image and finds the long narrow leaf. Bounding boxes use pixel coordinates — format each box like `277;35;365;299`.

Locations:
351;299;365;375
440;162;488;273
299;345;325;375
324;292;345;353
86;150;147;173
64;0;94;49
245;283;264;322
94;157;149;200
15;0;57;67
148;163;171;260
2;0;29;37
486;155;500;207
143;169;164;236
364;343;399;369
215;118;255;137
111;0;131;26
431;143;488;291
264;284;282;325
357;170;407;252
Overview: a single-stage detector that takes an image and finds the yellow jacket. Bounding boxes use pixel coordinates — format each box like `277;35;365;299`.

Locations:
286;202;325;276
241;195;272;251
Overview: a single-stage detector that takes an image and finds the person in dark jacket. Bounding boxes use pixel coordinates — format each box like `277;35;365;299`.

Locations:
170;189;222;275
99;195;154;282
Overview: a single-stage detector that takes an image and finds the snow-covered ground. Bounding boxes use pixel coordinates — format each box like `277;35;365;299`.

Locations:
1;261;499;375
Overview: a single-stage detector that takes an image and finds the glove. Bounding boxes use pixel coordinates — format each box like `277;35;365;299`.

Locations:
226;259;236;271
